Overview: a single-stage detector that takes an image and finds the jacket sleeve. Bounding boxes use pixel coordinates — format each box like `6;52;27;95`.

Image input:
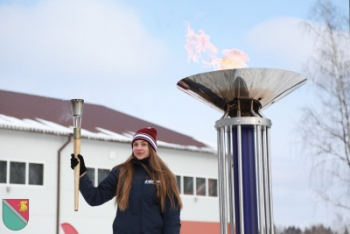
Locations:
162;196;181;234
79;168;119;206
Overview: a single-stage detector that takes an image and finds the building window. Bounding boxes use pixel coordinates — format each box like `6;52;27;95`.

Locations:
0;160;44;186
0;160;7;183
10;162;26;184
183;176;194;195
86;167;110;186
98;169;109;184
208;179;218;197
176;175;218;197
176;175;181;194
29;163;44;185
196;177;206;196
86;167;95;184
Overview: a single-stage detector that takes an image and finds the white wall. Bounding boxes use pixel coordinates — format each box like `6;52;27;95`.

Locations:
0;129;69;233
0;129;219;234
158;148;219;222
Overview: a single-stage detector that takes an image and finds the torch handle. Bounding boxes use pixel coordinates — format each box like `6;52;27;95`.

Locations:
73;128;81;211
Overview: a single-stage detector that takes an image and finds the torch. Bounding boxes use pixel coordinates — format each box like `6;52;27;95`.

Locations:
177;68;306;234
70;99;84;211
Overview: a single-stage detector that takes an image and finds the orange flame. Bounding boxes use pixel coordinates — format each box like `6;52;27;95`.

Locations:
185;24;249;70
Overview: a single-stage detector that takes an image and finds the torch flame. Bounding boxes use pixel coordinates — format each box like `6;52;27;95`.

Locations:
185;24;249;70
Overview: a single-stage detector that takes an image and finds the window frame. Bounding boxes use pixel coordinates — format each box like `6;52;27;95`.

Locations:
175;174;218;198
175;175;182;194
0;159;45;188
196;177;206;196
0;160;7;183
9;161;26;185
86;167;97;186
183;175;194;195
208;178;218;197
85;165;111;186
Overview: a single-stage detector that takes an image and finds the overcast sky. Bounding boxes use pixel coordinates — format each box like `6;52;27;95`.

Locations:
0;0;349;229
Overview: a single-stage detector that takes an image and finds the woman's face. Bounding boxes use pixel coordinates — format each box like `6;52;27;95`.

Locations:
132;140;150;160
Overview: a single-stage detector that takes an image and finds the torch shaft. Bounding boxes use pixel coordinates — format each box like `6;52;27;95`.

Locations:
74;128;81;211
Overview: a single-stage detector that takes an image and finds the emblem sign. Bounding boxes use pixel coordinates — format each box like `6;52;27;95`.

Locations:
2;199;29;231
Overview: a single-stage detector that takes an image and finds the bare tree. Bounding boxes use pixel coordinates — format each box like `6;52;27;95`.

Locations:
283;226;303;234
304;225;334;234
299;0;350;215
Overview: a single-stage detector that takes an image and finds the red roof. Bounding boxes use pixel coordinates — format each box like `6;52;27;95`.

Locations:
0;89;207;148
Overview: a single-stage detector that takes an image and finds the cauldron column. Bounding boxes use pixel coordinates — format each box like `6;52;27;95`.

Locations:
177;68;306;234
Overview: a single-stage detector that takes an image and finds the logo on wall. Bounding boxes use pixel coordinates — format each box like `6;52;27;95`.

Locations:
2;199;29;231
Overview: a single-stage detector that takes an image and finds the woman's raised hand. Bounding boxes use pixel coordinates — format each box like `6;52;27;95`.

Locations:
70;154;87;176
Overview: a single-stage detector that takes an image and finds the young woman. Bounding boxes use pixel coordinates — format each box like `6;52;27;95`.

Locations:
71;127;182;234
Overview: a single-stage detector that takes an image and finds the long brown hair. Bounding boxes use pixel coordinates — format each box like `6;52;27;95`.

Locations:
113;144;182;212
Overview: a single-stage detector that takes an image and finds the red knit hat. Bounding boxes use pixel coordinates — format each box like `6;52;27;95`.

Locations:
132;127;157;151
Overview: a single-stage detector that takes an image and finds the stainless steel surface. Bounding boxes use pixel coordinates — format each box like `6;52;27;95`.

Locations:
177;68;306;116
215;117;272;234
226;126;235;234
215;117;272;128
237;94;242;117
262;127;270;234
251;100;260;117
237;124;245;234
222;126;228;234
267;128;274;234
217;127;228;234
256;125;265;234
217;128;222;233
70;99;84;116
177;68;306;234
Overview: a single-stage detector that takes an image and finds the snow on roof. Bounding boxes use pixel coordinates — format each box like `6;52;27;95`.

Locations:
0;114;215;153
0;90;216;154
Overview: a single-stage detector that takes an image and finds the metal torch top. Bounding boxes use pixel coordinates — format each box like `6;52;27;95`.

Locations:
177;68;306;117
70;99;84;116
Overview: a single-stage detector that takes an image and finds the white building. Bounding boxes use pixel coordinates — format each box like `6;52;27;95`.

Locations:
0;90;221;234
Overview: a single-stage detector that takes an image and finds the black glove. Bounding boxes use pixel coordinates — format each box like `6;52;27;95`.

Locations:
71;154;87;176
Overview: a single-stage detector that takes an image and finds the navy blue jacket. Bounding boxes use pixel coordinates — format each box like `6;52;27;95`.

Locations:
79;158;181;234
